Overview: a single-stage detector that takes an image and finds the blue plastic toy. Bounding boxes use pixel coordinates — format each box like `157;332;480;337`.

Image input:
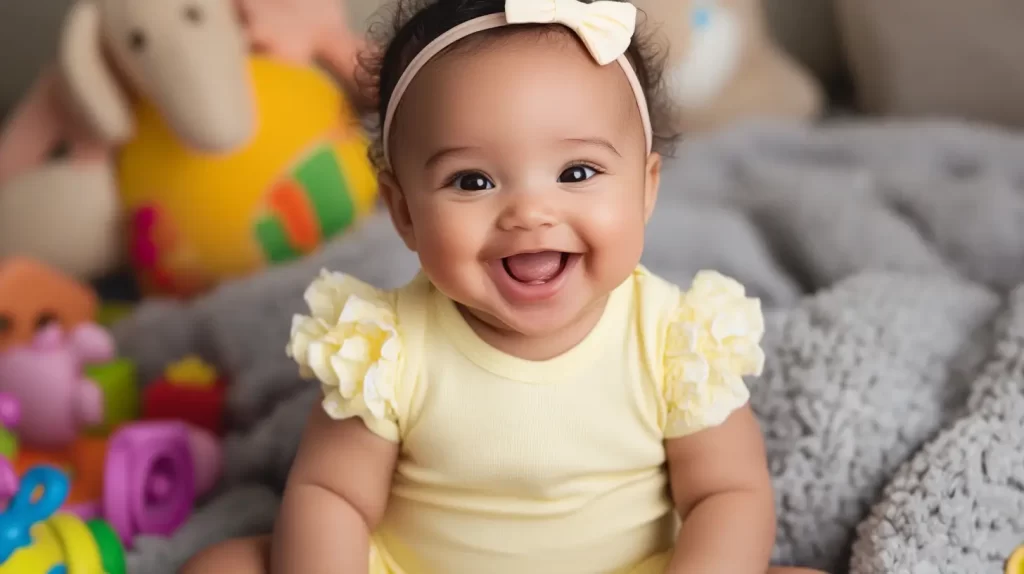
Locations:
0;465;67;564
0;465;126;573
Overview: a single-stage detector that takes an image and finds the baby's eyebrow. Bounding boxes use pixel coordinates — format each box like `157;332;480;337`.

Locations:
562;137;621;157
425;146;480;169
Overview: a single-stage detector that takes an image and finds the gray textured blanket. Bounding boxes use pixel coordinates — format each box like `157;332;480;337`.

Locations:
112;119;1024;574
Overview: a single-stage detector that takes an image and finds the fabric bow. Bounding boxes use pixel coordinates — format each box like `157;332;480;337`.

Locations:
505;0;637;65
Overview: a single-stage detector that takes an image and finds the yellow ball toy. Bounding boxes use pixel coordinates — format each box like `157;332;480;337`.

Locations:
117;56;377;297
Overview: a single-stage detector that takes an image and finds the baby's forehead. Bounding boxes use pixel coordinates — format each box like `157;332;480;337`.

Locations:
392;28;643;149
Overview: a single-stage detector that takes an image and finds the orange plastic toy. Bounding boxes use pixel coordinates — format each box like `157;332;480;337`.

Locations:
14;436;109;506
0;258;97;352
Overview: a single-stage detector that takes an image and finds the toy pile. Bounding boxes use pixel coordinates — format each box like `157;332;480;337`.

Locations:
0;0;377;300
0;258;229;572
0;1;383;569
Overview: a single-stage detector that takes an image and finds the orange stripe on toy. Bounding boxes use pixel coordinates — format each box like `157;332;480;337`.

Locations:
268;180;321;253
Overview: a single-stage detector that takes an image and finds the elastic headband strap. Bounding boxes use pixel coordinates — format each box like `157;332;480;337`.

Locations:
381;10;653;168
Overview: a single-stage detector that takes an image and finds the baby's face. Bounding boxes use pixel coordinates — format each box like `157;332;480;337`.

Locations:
384;30;660;338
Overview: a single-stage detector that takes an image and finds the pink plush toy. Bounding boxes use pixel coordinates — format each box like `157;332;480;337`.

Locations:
0;323;114;449
0;0;367;282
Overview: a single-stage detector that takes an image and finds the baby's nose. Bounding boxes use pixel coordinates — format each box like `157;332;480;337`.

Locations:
496;195;558;231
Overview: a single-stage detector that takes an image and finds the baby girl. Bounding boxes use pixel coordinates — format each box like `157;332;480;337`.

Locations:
184;0;825;572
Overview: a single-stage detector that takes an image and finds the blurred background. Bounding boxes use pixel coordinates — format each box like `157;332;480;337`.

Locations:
4;0;1022;127
2;2;1024;573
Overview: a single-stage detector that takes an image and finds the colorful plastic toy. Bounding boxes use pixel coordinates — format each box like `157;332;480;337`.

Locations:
0;323;113;449
104;421;210;544
1008;544;1024;574
14;422;221;546
84;359;139;436
0;393;20;460
0;459;15;505
143;356;227;436
0;258;97;352
0;465;126;574
16;436;108;509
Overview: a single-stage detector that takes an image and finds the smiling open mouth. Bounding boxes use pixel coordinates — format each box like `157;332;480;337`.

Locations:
502;251;570;285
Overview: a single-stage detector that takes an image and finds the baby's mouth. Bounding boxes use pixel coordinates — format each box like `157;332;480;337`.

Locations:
502;251;570;285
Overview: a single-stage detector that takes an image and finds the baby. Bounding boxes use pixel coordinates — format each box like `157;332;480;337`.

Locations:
184;0;825;572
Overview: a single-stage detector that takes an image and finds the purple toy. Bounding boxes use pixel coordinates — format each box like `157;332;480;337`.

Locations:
0;459;16;504
0;393;20;430
0;393;20;503
0;323;112;448
103;421;222;545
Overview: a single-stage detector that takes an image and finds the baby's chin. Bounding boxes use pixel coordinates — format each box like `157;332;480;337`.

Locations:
477;303;583;337
456;290;609;347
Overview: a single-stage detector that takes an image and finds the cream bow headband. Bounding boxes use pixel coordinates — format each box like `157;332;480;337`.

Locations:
381;0;653;168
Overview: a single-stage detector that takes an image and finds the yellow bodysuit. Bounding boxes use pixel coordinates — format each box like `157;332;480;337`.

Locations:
286;266;765;574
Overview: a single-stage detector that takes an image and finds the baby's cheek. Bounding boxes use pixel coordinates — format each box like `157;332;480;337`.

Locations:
579;198;646;277
585;197;645;245
413;215;488;298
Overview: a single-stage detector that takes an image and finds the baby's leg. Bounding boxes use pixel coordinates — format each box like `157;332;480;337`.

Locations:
768;568;828;574
180;535;271;573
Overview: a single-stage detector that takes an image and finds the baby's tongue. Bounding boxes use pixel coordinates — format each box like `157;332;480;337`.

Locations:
504;251;563;283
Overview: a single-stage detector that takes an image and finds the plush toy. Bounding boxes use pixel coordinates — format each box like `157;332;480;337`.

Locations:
632;0;824;134
118;56;376;296
0;0;375;297
0;258;98;353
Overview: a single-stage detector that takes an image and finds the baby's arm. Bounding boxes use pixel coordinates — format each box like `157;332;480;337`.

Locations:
271;405;399;573
664;404;775;574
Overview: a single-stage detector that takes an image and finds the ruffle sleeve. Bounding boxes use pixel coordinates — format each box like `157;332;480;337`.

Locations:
662;270;765;439
286;270;403;442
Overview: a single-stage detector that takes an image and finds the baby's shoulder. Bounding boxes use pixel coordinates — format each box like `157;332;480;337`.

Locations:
285;270;428;442
632;267;766;439
632;266;763;329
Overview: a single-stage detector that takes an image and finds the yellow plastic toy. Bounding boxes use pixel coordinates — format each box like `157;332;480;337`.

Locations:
163;356;219;389
118;56;378;297
0;465;126;574
1007;544;1024;574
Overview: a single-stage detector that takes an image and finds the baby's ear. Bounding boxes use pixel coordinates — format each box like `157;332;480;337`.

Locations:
378;171;418;251
643;152;661;223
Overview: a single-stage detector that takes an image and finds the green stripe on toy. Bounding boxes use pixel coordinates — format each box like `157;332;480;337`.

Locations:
255;215;300;263
87;518;127;574
294;146;356;237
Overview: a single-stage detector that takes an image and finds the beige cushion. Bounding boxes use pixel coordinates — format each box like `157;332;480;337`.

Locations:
836;0;1024;125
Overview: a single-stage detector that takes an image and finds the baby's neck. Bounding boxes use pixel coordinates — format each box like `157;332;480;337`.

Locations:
457;296;610;361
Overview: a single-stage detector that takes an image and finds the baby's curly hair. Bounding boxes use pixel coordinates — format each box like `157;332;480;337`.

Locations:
356;0;679;170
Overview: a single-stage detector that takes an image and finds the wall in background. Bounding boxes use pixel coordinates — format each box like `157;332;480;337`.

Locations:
0;0;74;118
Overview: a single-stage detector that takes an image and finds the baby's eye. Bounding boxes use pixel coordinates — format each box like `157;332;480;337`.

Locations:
450;171;495;192
558;165;598;183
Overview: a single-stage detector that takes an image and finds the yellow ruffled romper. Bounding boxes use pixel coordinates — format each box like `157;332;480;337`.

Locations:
287;266;765;574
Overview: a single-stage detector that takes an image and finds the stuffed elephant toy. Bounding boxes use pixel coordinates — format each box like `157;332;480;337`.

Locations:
0;0;364;281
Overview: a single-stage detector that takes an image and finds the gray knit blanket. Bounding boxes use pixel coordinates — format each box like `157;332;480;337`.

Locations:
112;119;1024;574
